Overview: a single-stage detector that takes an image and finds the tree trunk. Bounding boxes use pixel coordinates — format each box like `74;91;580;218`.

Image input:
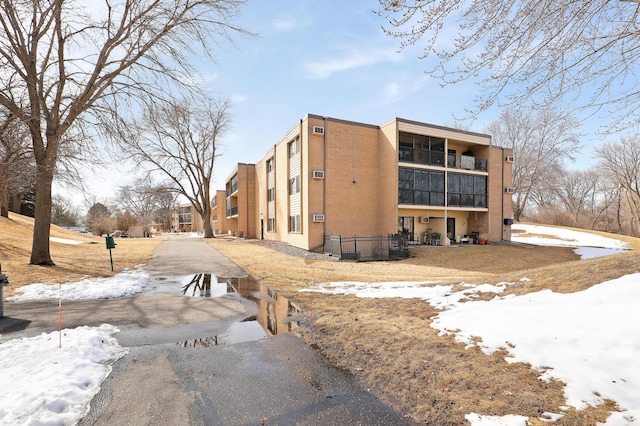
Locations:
202;204;214;238
0;169;8;218
30;165;55;265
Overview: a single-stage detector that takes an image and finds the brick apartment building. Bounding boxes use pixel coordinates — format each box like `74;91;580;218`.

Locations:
213;114;513;252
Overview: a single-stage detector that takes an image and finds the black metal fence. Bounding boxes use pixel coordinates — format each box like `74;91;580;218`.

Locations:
323;234;409;261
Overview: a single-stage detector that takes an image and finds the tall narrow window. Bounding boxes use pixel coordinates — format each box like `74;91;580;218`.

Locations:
289;137;300;157
289;175;300;195
289;215;300;233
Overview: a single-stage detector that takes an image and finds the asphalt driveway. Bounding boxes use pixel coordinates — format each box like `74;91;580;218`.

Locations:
1;236;413;425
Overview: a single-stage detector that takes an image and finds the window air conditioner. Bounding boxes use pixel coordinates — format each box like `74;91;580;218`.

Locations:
312;214;325;222
312;170;325;179
504;187;515;193
505;155;514;162
312;126;324;135
420;216;430;224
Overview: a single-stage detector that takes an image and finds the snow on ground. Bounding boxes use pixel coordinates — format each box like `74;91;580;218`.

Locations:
49;236;84;245
0;324;126;425
7;268;152;302
1;225;636;425
1;270;151;425
304;225;639;425
512;223;629;249
300;281;511;309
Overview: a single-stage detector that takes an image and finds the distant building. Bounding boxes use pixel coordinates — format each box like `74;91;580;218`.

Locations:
212;190;230;235
170;203;203;233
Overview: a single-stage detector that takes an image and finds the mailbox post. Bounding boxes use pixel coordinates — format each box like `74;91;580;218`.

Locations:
105;234;116;271
0;263;8;318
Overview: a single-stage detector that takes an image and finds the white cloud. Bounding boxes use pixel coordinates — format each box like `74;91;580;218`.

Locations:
272;15;299;32
377;75;430;107
304;47;403;79
229;94;248;104
384;81;402;98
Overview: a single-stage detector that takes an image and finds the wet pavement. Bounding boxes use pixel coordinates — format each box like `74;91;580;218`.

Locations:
1;236;414;425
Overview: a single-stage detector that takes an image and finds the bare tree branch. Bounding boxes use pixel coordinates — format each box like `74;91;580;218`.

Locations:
0;0;250;264
378;0;640;130
119;96;230;238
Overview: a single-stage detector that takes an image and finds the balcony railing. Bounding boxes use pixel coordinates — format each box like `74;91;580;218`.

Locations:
226;181;239;197
399;147;445;166
400;148;487;172
226;205;239;217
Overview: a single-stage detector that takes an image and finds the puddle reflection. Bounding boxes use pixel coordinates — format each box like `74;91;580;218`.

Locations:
176;321;268;348
167;273;303;337
225;277;304;337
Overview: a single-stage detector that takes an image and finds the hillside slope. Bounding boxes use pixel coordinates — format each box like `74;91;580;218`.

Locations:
0;213;163;295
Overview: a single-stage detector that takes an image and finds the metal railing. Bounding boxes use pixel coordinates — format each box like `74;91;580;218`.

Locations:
226;205;238;217
323;234;409;261
399;148;488;172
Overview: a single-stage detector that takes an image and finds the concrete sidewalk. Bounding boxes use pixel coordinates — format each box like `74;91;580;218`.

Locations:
147;236;248;277
3;238;414;425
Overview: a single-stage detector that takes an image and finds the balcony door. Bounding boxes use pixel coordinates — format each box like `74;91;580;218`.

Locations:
398;216;415;241
447;217;456;241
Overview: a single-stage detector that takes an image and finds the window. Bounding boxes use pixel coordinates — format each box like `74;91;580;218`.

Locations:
398;167;444;206
267;218;275;232
289;175;300;195
289;137;300;158
399;132;446;165
289;215;300;233
267;158;273;172
401;167;491;207
267;187;275;202
447;172;488;207
227;174;238;195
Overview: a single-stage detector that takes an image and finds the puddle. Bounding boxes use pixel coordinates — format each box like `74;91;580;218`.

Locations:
154;273;305;342
573;247;628;260
176;321;267;348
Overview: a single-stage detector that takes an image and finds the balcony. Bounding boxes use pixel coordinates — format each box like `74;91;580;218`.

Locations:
399;148;487;172
226;181;239;197
226;205;239;217
399;147;445;167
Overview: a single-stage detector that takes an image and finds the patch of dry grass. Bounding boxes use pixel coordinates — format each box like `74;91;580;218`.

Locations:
0;213;164;296
207;237;635;424
2;213;634;424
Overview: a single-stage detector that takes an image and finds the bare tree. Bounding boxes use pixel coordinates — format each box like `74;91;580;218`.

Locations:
154;187;178;232
84;202;114;236
0;0;249;265
120;97;229;238
596;136;640;236
587;172;621;233
0;112;33;217
553;170;601;228
117;179;175;232
486;107;581;221
378;1;640;128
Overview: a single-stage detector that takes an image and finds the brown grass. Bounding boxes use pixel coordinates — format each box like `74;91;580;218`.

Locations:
206;235;637;425
0;213;164;296
2;213;634;424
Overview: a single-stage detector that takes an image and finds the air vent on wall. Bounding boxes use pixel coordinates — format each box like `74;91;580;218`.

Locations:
504;187;515;193
505;155;514;162
312;214;325;222
420;216;430;223
312;126;324;135
312;170;325;179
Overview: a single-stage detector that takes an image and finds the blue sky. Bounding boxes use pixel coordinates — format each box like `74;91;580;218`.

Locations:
64;0;620;209
199;0;498;188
